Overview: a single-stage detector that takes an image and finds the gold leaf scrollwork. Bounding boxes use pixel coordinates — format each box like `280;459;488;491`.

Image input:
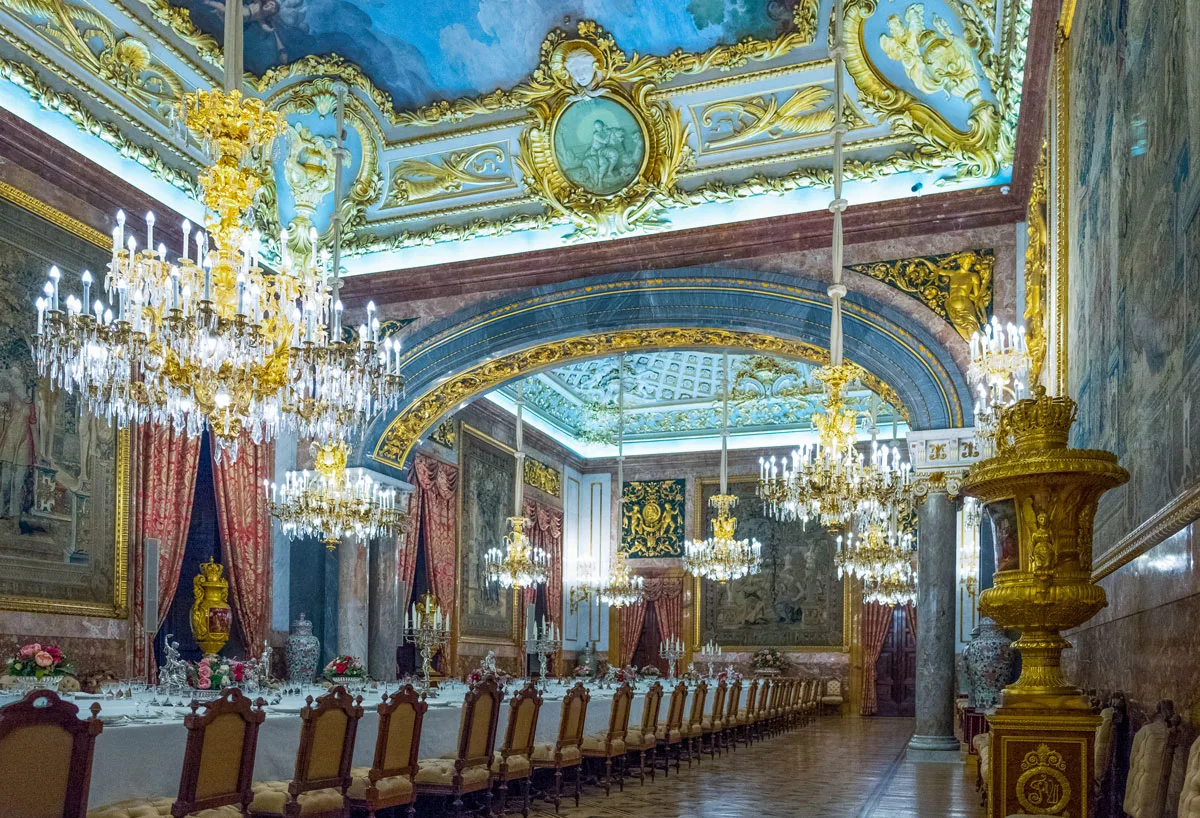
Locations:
844;0;1003;179
879;4;984;101
430;420;456;450
523;457;561;498
1025;142;1048;385
622;479;685;558
1015;743;1071;815
512;23;692;239
846;249;994;340
701;85;836;150
385;145;509;207
371;328;909;471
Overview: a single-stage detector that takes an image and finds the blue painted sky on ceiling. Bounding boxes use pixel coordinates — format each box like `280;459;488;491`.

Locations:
186;0;789;110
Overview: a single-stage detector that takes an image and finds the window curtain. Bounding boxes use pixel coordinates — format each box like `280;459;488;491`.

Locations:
211;437;273;655
522;499;563;627
644;577;684;645
904;601;918;644
398;484;421;612
860;602;895;716
617;601;647;667
412;456;458;612
131;424;201;680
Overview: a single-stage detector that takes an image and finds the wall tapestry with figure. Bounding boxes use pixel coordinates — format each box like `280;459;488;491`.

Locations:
622;479;685;558
458;425;515;642
697;479;844;648
0;238;127;616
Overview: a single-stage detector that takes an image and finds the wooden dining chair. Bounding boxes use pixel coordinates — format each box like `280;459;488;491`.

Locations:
580;682;633;796
248;685;364;818
0;688;102;818
415;678;503;818
722;681;742;752
89;688;267;818
700;680;726;759
530;681;588;814
491;682;543;818
753;679;771;742
655;682;688;776
628;682;663;785
737;680;758;747
680;681;708;766
346;685;426;818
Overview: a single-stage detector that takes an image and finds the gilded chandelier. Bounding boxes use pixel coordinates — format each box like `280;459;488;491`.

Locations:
967;316;1030;454
597;550;645;608
31;86;402;457
266;440;406;550
862;555;916;607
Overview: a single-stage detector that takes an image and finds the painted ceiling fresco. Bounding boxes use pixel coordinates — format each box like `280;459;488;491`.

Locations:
180;0;790;110
487;351;906;453
0;0;1031;279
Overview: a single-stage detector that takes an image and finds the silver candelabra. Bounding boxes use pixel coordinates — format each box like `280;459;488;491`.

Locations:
527;619;561;692
659;635;685;681
405;593;450;698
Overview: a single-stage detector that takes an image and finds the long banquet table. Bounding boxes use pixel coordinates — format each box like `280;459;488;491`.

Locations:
85;681;655;808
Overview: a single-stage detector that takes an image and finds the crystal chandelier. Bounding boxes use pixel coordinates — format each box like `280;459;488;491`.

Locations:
968;316;1030;455
684;353;762;582
594;353;644;608
485;382;550;589
30;2;402;458
598;549;645;608
835;517;916;583
863;555;917;607
266;440;406;550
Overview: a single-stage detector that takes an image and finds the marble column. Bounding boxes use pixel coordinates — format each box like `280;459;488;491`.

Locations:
337;537;369;665
909;490;961;755
368;536;400;681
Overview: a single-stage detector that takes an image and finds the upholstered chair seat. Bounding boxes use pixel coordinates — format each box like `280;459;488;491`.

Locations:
974;733;991;795
700;718;723;731
581;732;626;754
89;800;242;818
531;682;590;813
623;729;656;751
655;727;682;743
1178;735;1200;818
345;768;413;801
490;752;531;777
413;761;490;789
531;743;580;764
1094;707;1115;786
247;782;345;816
1125;709;1183;818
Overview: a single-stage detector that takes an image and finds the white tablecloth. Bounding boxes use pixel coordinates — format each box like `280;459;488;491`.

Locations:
87;682;662;808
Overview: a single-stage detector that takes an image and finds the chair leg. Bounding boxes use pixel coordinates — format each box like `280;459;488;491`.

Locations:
496;779;508;817
648;747;656;782
638;749;646;785
575;764;582;807
618;755;625;792
407;803;416;818
522;777;531;818
553;768;562;814
604;757;612;796
452;795;465;818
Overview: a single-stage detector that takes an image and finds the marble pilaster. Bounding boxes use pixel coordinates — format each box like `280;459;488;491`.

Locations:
336;537;369;665
909;490;961;756
367;536;399;681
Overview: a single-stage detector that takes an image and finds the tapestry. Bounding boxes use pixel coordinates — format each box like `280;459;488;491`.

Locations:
697;480;844;647
0;239;126;615
622;479;685;558
459;427;515;641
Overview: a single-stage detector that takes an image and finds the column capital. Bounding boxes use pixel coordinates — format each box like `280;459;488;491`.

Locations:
906;427;983;499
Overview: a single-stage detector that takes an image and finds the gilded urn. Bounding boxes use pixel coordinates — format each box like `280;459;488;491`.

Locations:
960;387;1127;711
191;557;233;658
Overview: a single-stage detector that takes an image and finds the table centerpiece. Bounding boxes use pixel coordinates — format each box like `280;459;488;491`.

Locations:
5;642;72;693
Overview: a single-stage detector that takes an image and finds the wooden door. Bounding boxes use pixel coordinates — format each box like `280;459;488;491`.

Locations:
873;605;916;716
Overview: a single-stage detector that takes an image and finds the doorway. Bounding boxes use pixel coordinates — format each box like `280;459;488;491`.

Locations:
873;604;916;716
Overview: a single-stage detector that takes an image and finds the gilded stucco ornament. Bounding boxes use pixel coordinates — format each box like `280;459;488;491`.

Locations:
1024;143;1048;386
385;145;510;208
846;248;994;340
960;387;1128;710
523;457;562;498
844;0;1004;178
512;25;692;238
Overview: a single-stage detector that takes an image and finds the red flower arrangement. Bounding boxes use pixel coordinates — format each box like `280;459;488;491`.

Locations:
323;655;366;680
6;642;71;678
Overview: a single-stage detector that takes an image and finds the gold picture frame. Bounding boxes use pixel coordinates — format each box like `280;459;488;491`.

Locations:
691;476;851;653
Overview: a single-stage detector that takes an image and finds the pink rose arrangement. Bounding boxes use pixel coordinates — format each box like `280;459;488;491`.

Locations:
6;642;70;679
465;667;510;689
185;657;245;691
322;655;366;681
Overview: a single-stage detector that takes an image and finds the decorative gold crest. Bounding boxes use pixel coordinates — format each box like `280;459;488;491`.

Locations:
1015;743;1071;814
430;420;456;450
523;457;561;498
622;479;685;558
513;23;692;238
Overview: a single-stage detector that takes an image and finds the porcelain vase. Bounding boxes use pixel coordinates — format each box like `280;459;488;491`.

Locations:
286;613;320;683
962;616;1017;713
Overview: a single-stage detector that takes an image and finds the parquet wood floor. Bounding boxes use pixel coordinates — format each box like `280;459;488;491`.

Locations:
523;717;984;818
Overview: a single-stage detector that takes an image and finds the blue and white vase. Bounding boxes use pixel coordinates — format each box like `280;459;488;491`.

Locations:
962;617;1017;713
286;613;320;684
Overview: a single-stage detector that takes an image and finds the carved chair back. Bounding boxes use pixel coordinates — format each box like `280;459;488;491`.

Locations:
686;681;709;731
709;681;726;726
1123;700;1183;818
0;689;103;818
725;681;742;723
605;682;633;744
370;684;427;782
1178;734;1200;818
639;682;664;736
175;688;266;815
290;685;364;798
452;678;503;773
553;682;591;756
664;683;688;732
499;682;543;763
755;680;771;718
743;680;759;715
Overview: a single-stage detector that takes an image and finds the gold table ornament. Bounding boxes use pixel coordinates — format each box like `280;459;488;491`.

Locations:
960;386;1128;817
190;557;233;658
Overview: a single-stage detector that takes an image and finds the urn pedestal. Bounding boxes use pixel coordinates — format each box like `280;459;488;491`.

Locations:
961;387;1128;818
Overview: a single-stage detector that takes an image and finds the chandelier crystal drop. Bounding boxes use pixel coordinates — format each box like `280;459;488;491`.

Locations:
597;550;645;608
266;440;406;550
862;556;917;607
31;86;402;458
684;353;763;582
967;316;1031;455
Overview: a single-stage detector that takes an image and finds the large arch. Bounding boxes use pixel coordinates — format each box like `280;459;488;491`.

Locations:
358;268;972;474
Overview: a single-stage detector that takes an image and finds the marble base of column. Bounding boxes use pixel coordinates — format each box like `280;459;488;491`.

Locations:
337;537;369;665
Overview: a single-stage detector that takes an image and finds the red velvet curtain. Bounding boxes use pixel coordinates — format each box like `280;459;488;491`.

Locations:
211;437;273;654
904;601;918;644
412;456;458;610
645;578;684;645
618;601;647;667
523;499;564;627
398;485;421;609
860;602;895;716
131;424;201;680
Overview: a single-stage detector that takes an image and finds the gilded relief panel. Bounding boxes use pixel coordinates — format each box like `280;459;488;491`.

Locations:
622;479;685;559
0;238;128;616
458;426;516;641
697;479;844;648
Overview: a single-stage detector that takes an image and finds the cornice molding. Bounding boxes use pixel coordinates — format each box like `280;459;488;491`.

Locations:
1092;484;1200;581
